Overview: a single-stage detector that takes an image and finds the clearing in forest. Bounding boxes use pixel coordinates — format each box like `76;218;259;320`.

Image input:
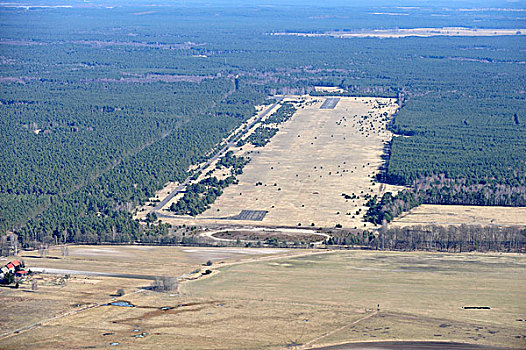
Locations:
270;27;526;38
194;96;400;229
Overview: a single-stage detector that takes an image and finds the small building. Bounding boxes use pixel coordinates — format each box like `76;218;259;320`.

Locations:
15;270;28;277
1;260;27;284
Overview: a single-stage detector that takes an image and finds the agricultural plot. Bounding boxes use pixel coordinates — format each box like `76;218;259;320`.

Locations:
3;250;523;349
0;245;289;343
181;251;526;349
194;96;400;229
390;204;526;227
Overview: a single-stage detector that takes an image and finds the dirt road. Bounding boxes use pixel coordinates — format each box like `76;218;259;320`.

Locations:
200;227;331;244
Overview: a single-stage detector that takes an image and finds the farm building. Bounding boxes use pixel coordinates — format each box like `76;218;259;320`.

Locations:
0;259;28;284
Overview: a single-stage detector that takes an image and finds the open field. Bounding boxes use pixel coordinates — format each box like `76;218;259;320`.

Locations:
270;27;526;39
165;96;399;229
0;245;291;344
180;251;526;349
391;205;526;228
2;249;523;349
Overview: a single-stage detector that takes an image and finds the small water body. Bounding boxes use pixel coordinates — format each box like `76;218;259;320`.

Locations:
106;301;135;307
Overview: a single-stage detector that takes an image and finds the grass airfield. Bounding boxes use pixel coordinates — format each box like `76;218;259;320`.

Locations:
194;96;400;229
1;247;524;349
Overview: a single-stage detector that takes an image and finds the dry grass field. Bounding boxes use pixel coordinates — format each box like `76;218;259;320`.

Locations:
166;96;399;229
0;245;290;347
390;204;526;228
1;248;524;349
270;27;526;38
181;251;526;349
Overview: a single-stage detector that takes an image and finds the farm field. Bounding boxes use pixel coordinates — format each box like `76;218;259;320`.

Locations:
390;204;526;227
2;249;524;349
181;251;526;349
169;96;400;229
0;245;291;344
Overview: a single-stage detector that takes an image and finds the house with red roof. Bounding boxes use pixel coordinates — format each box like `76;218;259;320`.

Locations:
1;259;28;285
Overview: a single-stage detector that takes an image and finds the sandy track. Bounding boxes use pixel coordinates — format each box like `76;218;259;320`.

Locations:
152;97;284;212
200;227;330;244
298;311;379;349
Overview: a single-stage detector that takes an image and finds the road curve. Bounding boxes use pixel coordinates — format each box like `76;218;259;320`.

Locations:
200;227;330;245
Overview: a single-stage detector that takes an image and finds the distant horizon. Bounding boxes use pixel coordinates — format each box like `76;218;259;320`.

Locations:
1;0;525;9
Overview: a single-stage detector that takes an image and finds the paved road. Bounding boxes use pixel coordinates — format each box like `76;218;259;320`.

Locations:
320;97;340;109
30;267;160;280
154;97;284;211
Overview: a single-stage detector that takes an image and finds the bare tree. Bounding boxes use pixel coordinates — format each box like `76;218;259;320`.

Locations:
151;277;178;292
61;245;69;258
7;233;19;256
0;236;8;257
39;244;49;258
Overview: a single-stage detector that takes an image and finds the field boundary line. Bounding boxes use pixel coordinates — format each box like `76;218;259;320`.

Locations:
297;310;378;349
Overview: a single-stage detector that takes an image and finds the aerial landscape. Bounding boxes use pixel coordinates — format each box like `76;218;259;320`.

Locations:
0;0;525;349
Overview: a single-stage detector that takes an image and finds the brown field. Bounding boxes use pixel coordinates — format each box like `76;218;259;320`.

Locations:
0;245;290;345
270;27;526;38
165;96;400;229
2;248;524;349
391;204;526;228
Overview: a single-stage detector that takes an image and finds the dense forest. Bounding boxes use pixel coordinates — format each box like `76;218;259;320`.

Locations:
238;101;297;147
0;3;525;245
327;224;526;253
